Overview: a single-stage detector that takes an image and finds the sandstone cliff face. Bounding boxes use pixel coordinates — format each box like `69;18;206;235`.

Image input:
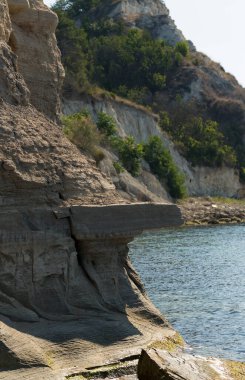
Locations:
0;0;29;105
7;0;64;120
88;0;186;46
0;2;184;378
64;95;244;198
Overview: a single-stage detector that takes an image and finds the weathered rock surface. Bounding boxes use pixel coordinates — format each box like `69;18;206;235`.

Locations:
7;0;64;120
0;103;122;207
138;349;245;380
0;3;185;378
159;51;245;149
63;95;244;199
0;0;29;105
0;202;182;322
0;200;183;379
0;2;184;379
1;1;243;379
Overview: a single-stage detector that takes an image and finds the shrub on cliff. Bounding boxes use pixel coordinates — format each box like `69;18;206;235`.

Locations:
160;110;237;168
52;10;89;91
112;136;144;177
175;41;189;57
62;112;104;162
240;167;245;183
143;136;186;199
96;112;117;137
89;29;184;97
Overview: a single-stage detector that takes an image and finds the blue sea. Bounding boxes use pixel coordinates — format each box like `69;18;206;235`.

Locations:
129;224;245;361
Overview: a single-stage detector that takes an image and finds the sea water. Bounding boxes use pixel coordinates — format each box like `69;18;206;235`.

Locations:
129;224;245;361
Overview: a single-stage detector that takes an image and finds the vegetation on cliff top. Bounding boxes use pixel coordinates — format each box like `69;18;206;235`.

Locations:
52;0;244;181
52;1;188;99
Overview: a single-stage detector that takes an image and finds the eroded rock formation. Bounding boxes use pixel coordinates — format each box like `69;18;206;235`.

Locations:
7;0;64;120
0;1;184;378
138;349;245;380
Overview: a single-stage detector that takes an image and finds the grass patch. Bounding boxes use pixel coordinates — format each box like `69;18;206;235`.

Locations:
211;197;245;205
143;136;187;199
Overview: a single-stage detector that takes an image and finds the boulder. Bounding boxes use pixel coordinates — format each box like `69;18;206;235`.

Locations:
138;348;245;380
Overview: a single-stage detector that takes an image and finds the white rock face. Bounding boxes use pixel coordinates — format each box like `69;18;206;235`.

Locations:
64;96;244;198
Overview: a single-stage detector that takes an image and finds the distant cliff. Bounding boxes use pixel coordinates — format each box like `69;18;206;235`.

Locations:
64;94;243;199
54;0;245;199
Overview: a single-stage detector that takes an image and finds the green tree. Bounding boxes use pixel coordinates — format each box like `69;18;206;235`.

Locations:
96;112;117;137
143;136;186;199
113;136;143;176
53;10;89;90
160;110;237;168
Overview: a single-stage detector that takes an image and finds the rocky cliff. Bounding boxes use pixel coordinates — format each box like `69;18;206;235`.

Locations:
7;0;64;120
64;94;244;199
58;0;245;200
0;1;185;379
0;1;244;379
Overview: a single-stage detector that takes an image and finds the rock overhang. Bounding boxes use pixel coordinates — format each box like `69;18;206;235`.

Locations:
69;203;184;240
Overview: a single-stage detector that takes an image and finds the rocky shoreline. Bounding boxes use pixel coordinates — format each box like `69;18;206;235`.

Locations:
178;197;245;226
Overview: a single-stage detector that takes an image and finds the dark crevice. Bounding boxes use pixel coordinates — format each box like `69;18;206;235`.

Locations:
8;32;17;54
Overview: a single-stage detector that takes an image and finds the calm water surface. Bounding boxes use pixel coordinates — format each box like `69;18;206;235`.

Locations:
129;224;245;361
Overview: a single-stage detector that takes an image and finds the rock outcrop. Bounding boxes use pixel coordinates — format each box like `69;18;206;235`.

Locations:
7;0;64;120
179;197;245;225
0;1;184;379
0;0;29;105
138;349;245;380
0;202;182;323
87;0;186;46
159;51;245;148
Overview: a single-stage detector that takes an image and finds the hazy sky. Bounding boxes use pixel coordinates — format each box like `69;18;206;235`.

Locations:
44;0;245;87
164;0;245;87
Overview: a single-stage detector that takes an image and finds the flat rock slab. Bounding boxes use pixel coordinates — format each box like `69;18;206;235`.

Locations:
137;349;244;380
70;203;183;239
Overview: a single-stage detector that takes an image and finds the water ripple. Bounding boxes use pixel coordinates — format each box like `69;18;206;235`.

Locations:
129;224;245;361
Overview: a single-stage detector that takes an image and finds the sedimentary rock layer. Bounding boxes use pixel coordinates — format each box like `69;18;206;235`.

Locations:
0;203;182;322
5;0;64;120
138;349;245;380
